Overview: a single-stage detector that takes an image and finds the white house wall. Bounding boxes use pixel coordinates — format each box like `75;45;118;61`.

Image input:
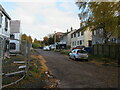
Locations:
0;11;10;39
71;28;92;48
11;33;21;40
67;30;76;46
84;28;92;46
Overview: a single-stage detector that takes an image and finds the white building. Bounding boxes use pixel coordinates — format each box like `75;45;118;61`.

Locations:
0;4;11;58
71;27;92;49
60;29;77;49
10;20;21;53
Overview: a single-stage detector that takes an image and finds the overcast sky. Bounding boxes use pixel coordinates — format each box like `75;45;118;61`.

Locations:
1;0;80;40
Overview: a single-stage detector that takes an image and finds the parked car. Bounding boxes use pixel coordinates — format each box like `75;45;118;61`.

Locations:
49;44;56;50
69;49;88;60
43;46;50;51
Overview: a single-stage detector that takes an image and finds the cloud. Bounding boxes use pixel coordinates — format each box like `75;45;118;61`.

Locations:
5;1;80;40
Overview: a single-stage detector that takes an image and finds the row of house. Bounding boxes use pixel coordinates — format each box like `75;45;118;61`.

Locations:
59;24;119;50
59;27;92;49
0;4;21;58
58;2;120;50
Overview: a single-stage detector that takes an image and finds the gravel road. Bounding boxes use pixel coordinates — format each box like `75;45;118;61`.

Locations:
36;49;119;88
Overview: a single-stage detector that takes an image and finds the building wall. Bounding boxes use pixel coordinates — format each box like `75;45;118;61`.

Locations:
67;30;76;46
71;28;92;48
0;5;11;58
84;28;92;46
10;40;21;52
0;11;10;38
92;28;120;45
10;20;21;53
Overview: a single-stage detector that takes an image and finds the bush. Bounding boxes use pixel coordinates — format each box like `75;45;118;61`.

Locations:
32;43;40;49
60;50;71;55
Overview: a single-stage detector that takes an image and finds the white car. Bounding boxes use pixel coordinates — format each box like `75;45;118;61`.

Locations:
43;46;50;51
69;49;88;60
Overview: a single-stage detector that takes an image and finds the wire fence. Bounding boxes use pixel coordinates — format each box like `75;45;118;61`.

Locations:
0;36;4;90
1;39;31;89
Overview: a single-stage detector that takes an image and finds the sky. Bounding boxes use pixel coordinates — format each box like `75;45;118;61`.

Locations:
0;0;80;40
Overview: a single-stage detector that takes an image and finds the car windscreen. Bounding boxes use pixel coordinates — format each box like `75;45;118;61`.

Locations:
77;50;87;53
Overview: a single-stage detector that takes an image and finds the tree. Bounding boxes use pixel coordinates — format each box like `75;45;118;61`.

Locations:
21;34;27;40
27;36;33;43
21;34;33;43
32;38;40;48
76;2;119;43
43;36;49;45
48;37;54;44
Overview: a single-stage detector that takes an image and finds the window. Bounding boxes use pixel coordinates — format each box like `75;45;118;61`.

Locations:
74;33;76;37
10;43;16;50
10;34;15;39
72;42;74;46
94;31;96;35
78;32;80;37
75;41;76;46
5;17;8;31
77;41;79;45
80;40;82;45
0;12;2;28
81;32;84;36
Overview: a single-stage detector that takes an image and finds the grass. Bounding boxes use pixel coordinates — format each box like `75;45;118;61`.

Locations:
88;54;118;66
54;49;71;55
5;53;51;88
60;50;71;55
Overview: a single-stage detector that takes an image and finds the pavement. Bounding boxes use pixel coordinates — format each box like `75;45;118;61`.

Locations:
35;49;119;88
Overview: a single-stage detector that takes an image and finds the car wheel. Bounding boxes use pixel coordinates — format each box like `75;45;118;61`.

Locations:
85;59;88;61
69;55;71;59
74;56;77;61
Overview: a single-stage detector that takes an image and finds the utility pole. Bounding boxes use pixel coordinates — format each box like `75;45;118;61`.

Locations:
54;31;56;50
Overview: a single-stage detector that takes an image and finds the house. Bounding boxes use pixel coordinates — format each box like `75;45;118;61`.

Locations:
60;29;77;49
0;4;11;58
71;27;92;49
10;20;21;54
92;11;120;45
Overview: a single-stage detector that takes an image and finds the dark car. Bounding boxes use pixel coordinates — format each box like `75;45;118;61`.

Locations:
72;46;85;50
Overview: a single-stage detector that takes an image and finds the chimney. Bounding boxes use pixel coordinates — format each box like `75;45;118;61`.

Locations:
67;29;68;33
71;27;73;31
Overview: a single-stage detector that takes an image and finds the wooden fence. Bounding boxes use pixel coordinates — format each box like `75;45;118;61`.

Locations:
93;44;120;60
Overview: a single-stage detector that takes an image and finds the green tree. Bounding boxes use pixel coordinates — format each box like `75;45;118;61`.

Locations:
43;36;49;45
48;37;54;44
76;2;119;43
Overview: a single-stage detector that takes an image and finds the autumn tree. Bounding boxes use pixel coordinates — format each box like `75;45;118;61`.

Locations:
21;34;27;40
43;36;49;45
76;1;119;43
21;34;33;43
27;36;33;43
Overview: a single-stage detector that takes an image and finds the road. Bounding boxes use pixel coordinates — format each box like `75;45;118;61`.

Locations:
36;49;119;88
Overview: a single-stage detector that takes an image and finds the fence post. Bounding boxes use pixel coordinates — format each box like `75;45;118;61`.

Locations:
108;45;110;57
0;37;3;90
92;45;94;55
102;45;103;57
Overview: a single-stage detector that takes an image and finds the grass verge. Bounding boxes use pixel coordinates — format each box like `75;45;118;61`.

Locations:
88;55;118;66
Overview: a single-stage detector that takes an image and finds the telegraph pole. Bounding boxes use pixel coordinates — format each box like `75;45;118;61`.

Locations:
54;31;56;50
